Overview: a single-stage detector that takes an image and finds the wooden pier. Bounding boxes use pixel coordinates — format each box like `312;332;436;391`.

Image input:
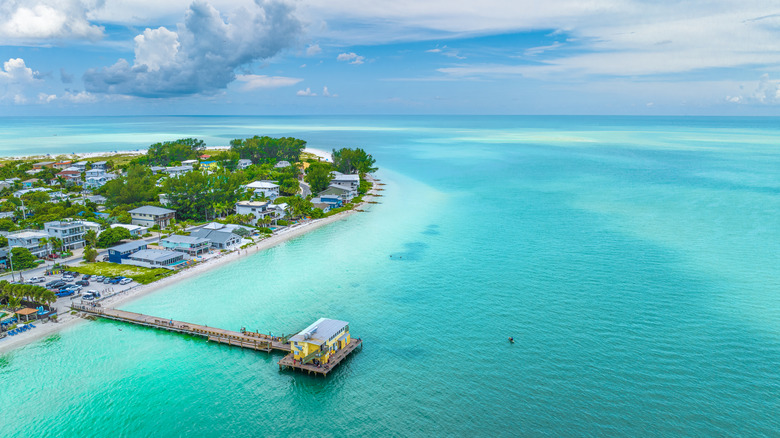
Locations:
71;304;361;376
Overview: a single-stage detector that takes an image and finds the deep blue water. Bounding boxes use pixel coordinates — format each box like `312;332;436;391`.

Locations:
0;116;779;436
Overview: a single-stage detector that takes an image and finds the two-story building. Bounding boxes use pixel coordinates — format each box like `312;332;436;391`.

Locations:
91;161;108;170
235;200;272;226
53;169;82;185
72;161;89;172
246;181;280;199
129;206;176;229
331;172;361;192
108;241;148;264
52;161;72;170
289;318;351;366
189;227;242;250
160;235;210;256
7;230;52;258
44;220;86;250
318;185;354;203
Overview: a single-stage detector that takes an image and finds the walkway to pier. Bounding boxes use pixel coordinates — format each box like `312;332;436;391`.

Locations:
71;303;362;376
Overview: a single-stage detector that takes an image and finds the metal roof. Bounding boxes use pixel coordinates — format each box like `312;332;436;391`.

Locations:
129;206;175;216
289;318;349;345
109;241;148;253
162;234;209;245
129;249;182;263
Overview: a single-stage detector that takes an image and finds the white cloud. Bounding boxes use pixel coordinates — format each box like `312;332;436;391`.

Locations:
726;74;780;105
0;58;39;83
134;27;180;72
38;92;57;103
306;43;322;56
296;87;316;96
0;0;103;43
337;52;364;64
322;86;336;97
236;74;303;90
60;90;98;103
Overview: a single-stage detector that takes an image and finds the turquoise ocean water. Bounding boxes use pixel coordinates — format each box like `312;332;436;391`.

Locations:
0;116;779;436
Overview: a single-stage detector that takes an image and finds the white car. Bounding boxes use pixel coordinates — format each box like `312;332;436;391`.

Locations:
27;277;45;283
119;278;132;285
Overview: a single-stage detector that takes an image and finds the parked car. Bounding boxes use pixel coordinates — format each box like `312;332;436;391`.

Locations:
71;272;81;279
103;278;112;284
94;276;105;282
48;281;66;289
27;277;45;283
62;276;74;282
76;280;90;286
109;277;123;284
119;278;132;285
82;274;92;280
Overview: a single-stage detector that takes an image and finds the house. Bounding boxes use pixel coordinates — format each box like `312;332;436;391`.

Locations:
0;180;12;191
125;249;183;268
72;161;89;172
25;169;43;176
160;235;210;256
85;175;111;189
86;195;107;205
246;181;280;199
237;159;252;170
274;160;291;168
312;195;342;210
80;221;102;235
268;202;289;218
32;161;55;169
111;223;148;237
163;165;193;177
181;159;198;166
13;187;51;198
331;172;361;192
7;230;51;257
44;220;86;250
107;241;148;264
0;211;14;219
21;178;39;189
91;161;108;170
85;168;107;179
289;318;351;365
312;202;331;213
318;185;354;203
53;170;82;184
129;206;175;228
158;194;170;206
52;161;73;170
199;154;211;159
150;166;166;174
200;161;218;171
235;200;272;226
190;228;241;250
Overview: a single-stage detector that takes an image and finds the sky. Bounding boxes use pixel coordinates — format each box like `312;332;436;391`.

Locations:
2;0;780;116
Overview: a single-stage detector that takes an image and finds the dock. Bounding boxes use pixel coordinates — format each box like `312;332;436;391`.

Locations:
71;303;360;376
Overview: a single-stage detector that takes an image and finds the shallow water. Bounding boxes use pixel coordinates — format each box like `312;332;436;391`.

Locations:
1;116;779;436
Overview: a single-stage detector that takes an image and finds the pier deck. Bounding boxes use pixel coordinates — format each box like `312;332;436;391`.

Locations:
278;338;362;376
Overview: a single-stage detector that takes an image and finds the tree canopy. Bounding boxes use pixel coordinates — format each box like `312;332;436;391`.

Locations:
145;138;206;166
230;136;306;164
305;161;334;193
332;148;378;175
10;247;37;270
99;164;159;207
162;169;245;221
97;227;132;248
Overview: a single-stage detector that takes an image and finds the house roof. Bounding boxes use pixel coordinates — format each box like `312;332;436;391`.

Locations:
129;206;175;216
109;241;148;253
111;223;146;231
332;173;360;182
319;185;350;196
236;200;269;208
162;234;209;245
312;202;329;210
190;229;240;245
129;249;182;263
289;318;349;345
9;230;48;239
16;308;38;316
247;181;279;189
274;160;291;168
92;161;106;165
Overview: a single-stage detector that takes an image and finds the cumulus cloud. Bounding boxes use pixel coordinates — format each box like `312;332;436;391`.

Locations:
0;58;40;83
727;74;780;105
84;0;302;97
322;86;336;97
236;74;302;90
337;52;364;64
0;0;103;43
306;44;322;56
296;87;315;96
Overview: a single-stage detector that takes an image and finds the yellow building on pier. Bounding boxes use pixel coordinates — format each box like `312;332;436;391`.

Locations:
289;318;350;365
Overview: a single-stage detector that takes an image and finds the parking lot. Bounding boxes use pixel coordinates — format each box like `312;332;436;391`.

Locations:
30;271;139;313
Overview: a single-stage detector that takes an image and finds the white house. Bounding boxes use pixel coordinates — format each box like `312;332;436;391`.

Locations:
235;200;272;226
163;165;193;177
110;223;148;237
85;168;107;179
13;187;51;198
274;160;291;168
330;172;361;192
129;206;176;228
237;159;252;170
91;161;108;170
44;220;86;250
181;159;198;166
246;181;280;199
72;161;89;172
8;230;51;257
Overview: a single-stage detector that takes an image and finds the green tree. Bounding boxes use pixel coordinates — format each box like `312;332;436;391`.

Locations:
10;247;37;270
0;235;7;248
83;246;99;262
332;148;378;175
48;237;63;253
99;164;159;207
96;227;132;248
147;138;205;166
230;136;306;164
84;229;98;247
162;169;244;221
305;161;334;193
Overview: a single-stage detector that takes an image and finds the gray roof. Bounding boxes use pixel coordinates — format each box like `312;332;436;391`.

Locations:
109;241;148;253
319;185;350;196
274;160;291;168
129;205;175;216
129;249;182;263
162;234;209;245
289;318;349;345
190;229;240;245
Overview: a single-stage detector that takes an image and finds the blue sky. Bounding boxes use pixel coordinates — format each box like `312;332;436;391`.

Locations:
2;0;780;115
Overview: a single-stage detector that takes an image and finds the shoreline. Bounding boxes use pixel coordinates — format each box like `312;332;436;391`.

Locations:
0;180;375;355
1;147;333;162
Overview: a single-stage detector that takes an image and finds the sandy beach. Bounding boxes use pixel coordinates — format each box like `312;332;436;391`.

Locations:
4;147;332;162
0;181;374;355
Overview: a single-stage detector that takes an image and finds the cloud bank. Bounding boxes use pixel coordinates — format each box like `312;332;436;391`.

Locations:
84;0;301;97
0;0;103;43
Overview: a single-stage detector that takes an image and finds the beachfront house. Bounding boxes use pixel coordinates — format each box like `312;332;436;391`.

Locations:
289;318;351;365
110;223;148;237
129;206;176;229
237;159;252;170
8;230;52;258
311;195;342;210
235;200;272;226
189;227;241;250
312;202;331;213
108;241;148;264
331;172;361;191
318;185;354;203
160;235;210;256
44;220;86;250
246;181;280;199
125;249;183;268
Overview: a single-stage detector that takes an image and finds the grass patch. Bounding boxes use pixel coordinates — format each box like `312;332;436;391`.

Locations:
70;262;174;285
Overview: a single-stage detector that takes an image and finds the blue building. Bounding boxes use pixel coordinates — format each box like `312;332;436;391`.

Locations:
108;241;148;264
